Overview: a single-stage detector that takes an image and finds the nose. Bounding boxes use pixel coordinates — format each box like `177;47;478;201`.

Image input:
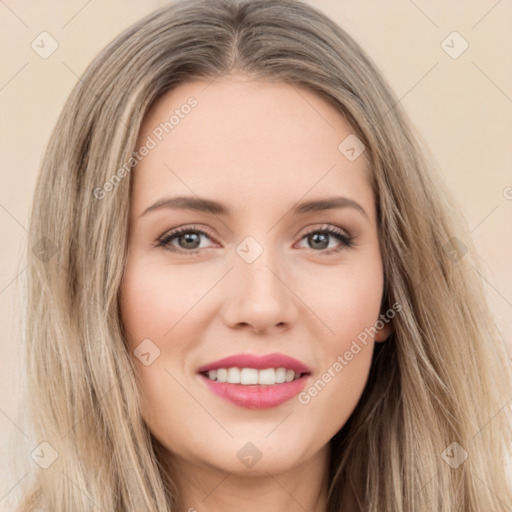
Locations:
221;244;298;334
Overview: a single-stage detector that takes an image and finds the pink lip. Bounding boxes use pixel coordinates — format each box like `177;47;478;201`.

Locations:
199;374;310;409
196;352;311;374
196;352;311;409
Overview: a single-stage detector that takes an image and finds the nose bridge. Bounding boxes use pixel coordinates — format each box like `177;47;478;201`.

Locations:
222;234;297;330
236;236;285;300
239;246;280;295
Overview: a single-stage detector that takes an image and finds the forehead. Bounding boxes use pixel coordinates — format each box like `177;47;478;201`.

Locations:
131;75;373;220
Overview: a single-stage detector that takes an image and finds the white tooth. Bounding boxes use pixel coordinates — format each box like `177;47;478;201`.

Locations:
240;368;259;385
208;367;299;384
226;367;241;384
285;369;295;382
258;368;276;385
275;367;286;383
216;368;227;383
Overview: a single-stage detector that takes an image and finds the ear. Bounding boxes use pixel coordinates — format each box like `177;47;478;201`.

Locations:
375;321;393;343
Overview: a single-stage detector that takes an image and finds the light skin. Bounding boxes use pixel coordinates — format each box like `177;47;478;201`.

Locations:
119;74;392;512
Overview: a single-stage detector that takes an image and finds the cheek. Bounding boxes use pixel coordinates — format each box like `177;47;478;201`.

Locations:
119;266;191;446
307;259;383;345
120;258;198;343
295;261;382;428
119;258;207;429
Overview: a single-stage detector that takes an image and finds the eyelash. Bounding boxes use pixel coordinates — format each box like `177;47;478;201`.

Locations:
155;224;354;256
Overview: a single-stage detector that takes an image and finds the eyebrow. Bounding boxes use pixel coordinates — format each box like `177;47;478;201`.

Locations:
140;195;368;219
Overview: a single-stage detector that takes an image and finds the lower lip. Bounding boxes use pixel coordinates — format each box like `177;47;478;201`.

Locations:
199;374;309;409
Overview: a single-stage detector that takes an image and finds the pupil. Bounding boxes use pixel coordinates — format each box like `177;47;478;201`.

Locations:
180;232;200;249
310;232;328;249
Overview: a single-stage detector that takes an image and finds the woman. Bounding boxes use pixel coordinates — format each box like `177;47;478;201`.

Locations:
10;0;512;510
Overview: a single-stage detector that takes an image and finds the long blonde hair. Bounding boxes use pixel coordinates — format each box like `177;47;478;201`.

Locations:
8;0;512;510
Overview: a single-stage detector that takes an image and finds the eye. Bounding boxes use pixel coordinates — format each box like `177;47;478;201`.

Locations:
156;225;218;254
295;225;354;255
155;224;354;255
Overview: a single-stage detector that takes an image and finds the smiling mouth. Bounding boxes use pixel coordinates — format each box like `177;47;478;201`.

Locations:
200;367;309;385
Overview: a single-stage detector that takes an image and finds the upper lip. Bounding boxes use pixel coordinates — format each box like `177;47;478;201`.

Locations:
197;353;311;374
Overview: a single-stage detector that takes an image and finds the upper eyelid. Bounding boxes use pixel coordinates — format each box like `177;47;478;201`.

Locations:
159;223;351;238
159;225;217;242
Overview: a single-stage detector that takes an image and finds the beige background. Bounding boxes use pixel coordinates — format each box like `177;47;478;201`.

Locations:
1;0;511;497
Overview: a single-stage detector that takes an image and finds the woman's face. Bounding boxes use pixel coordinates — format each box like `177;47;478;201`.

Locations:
119;75;390;476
